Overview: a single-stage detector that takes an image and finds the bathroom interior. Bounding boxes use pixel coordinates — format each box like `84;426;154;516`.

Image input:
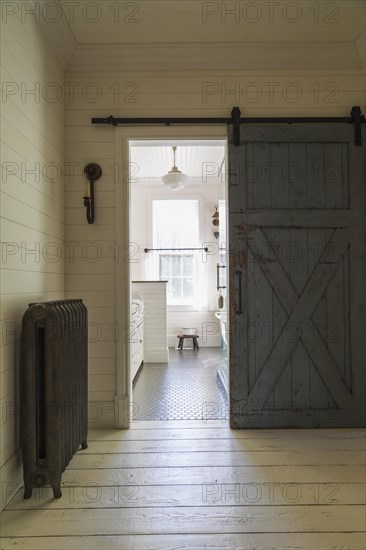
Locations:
129;140;229;420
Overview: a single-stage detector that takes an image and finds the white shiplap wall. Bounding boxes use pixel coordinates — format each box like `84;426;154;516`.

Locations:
64;69;365;427
0;13;68;509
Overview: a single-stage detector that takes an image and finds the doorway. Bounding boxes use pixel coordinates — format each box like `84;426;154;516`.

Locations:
129;139;228;421
114;127;228;428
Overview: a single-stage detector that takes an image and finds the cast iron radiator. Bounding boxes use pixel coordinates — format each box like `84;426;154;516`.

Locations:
21;299;88;499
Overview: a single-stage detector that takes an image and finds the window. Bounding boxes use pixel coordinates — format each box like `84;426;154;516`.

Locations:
151;200;201;306
159;254;194;304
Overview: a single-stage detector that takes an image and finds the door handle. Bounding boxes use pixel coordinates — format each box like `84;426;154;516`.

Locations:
217;263;227;291
236;269;242;314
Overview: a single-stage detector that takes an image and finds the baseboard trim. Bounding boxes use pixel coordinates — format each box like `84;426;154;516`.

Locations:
168;336;221;347
114;395;140;428
144;347;169;363
87;401;115;429
0;449;23;512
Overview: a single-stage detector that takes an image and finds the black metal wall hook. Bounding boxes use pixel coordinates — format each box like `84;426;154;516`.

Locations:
83;163;102;224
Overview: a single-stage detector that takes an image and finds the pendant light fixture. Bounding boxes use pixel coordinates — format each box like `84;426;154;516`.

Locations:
162;146;188;190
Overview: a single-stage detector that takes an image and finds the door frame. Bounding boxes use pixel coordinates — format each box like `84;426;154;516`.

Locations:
114;125;228;428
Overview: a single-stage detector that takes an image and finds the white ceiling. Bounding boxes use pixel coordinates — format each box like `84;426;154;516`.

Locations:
59;1;364;44
55;0;365;72
130;142;226;179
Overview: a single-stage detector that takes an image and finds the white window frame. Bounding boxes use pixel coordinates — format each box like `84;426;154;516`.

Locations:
147;194;205;312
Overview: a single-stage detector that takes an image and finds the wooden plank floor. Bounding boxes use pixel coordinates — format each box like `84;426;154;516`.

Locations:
1;420;365;549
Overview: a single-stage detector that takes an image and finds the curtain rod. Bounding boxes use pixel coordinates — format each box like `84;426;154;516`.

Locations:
144;247;209;253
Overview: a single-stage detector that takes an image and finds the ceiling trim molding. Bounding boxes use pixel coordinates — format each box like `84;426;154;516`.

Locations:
28;0;76;69
67;41;362;73
65;68;364;77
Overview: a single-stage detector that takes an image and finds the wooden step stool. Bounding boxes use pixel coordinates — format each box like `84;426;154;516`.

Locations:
177;334;199;350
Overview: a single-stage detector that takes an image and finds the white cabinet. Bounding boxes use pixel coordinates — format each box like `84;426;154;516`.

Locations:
131;318;144;382
132;281;169;363
131;298;144;382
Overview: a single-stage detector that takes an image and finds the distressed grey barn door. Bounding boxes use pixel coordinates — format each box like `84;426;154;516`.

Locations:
228;123;366;428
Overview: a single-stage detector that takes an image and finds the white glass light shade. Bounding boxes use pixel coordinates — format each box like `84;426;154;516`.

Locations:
162;166;188;190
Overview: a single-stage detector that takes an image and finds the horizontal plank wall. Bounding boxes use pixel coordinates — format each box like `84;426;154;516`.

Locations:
0;11;70;509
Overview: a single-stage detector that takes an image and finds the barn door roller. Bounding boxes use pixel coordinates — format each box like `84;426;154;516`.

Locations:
92;106;365;146
351;106;363;146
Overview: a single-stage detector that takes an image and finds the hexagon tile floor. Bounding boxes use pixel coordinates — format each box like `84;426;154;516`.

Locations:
132;347;228;421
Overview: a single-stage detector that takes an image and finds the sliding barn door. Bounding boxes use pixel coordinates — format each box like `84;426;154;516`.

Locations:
228;123;366;428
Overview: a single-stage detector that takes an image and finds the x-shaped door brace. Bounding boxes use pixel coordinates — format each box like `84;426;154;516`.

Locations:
247;227;352;408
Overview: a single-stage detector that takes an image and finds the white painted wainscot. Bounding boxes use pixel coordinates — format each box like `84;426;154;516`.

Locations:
132;281;169;363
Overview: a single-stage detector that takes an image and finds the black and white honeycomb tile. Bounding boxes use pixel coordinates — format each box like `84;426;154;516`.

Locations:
132;348;228;421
